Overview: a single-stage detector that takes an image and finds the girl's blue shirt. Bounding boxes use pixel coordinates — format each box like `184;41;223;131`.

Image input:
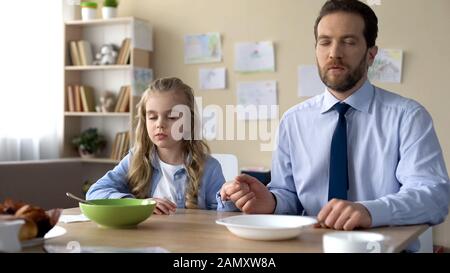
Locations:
86;151;236;211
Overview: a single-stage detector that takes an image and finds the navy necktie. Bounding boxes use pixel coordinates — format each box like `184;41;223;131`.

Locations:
328;102;351;201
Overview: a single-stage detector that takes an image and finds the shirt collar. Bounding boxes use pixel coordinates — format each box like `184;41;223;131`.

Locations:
149;147;160;170
149;146;190;171
320;79;374;114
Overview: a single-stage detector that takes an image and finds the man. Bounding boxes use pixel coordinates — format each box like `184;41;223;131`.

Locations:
218;0;450;243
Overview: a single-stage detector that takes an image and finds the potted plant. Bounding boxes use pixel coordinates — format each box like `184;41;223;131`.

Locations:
80;2;98;21
102;0;118;19
72;128;106;158
82;180;94;195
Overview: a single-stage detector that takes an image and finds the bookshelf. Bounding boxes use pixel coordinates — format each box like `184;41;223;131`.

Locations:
62;17;154;163
65;65;131;71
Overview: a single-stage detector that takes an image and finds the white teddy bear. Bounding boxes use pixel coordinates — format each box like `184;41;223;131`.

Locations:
95;91;116;113
93;44;118;65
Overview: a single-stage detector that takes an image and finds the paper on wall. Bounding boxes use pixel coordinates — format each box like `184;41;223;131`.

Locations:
202;106;219;140
368;49;403;83
236;81;278;120
234;41;275;73
132;68;153;96
366;0;382;6
199;67;226;90
184;33;222;64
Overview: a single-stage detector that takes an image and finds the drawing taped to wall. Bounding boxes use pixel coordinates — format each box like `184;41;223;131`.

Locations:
368;49;403;83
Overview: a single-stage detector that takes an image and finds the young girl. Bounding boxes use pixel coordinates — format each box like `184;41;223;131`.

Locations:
86;77;227;214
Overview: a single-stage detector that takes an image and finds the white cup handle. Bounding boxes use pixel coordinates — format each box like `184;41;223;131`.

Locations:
378;236;396;253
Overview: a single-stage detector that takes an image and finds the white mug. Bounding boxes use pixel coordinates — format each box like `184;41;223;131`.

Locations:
0;219;25;253
323;231;394;253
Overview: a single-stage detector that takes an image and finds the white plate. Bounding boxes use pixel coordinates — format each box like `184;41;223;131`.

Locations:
216;215;317;241
21;226;67;248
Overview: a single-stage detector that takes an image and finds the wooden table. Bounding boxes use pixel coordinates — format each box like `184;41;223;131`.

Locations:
33;208;428;253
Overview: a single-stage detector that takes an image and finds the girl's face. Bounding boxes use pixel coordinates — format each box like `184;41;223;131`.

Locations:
145;90;187;149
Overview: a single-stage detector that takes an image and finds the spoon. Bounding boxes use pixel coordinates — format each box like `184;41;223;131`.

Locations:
66;192;95;205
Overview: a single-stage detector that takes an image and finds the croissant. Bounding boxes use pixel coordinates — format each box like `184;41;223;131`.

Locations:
1;198;62;240
2;198;26;214
15;205;48;223
14;205;51;238
18;218;39;241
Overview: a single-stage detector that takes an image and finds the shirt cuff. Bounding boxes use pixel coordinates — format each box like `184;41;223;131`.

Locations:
357;199;391;227
272;191;292;214
109;192;135;199
215;191;239;211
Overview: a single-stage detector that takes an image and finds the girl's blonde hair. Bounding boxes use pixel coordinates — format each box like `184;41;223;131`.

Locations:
127;77;210;209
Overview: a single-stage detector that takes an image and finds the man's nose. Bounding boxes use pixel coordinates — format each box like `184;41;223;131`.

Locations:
329;42;343;59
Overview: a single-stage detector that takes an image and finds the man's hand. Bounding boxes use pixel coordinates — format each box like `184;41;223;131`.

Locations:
150;198;177;215
219;174;276;214
316;199;372;230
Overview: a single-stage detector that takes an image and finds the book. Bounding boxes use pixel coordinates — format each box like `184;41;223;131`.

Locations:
69;41;81;66
114;86;126;112
123;39;132;65
123;42;131;65
74;85;83;112
116;39;127;65
118;131;130;159
110;133;120;160
67;85;75;112
123;132;130;157
80;86;96;112
119;86;130;112
110;131;130;160
77;40;93;66
117;38;131;65
77;41;87;66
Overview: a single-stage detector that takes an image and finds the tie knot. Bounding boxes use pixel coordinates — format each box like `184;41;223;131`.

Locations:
334;103;350;115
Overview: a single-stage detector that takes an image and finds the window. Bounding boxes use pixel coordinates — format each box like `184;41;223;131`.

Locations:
0;1;63;161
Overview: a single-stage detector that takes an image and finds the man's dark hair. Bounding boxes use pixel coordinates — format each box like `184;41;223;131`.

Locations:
314;0;378;48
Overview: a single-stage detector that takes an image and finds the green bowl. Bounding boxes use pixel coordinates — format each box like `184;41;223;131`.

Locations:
79;199;156;228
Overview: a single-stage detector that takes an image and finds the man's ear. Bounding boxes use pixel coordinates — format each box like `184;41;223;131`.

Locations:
367;45;378;66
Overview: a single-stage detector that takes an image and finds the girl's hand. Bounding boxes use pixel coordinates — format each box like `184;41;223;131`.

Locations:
151;198;177;215
220;174;275;214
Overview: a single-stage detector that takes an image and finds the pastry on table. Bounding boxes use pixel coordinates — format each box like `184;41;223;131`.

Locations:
0;198;62;240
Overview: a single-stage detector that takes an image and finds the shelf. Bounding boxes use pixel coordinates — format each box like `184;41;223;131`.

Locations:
65;17;145;26
80;158;120;164
16;158;120;164
65;65;132;71
64;112;130;117
61;157;120;164
62;16;151;160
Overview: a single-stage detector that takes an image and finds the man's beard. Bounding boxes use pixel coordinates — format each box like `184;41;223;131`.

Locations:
318;52;368;93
